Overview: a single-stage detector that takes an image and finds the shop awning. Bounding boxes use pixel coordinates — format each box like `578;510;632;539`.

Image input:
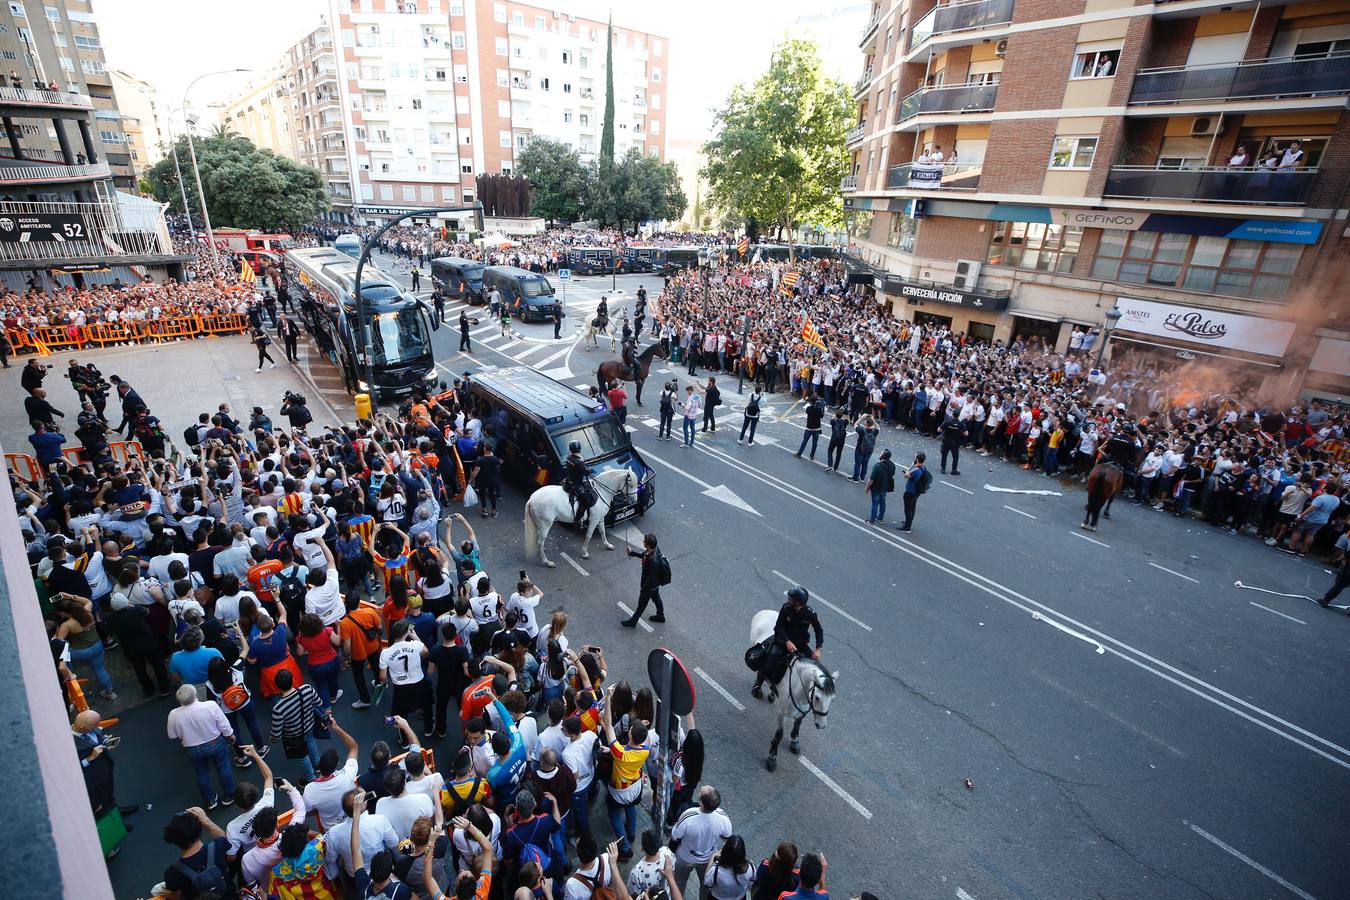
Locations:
1109;332;1283;368
1009;310;1063;323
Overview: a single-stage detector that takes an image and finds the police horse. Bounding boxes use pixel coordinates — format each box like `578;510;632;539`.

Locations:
583;311;618;351
1082;460;1125;531
596;342;667;407
749;609;836;772
523;467;636;568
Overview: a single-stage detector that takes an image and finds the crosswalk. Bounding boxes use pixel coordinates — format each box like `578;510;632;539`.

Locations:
438;297;588;378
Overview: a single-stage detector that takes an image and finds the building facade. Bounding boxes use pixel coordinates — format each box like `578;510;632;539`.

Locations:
843;0;1350;401
109;69;166;178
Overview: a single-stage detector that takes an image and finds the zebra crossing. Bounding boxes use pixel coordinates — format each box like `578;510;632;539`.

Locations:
437;297;584;379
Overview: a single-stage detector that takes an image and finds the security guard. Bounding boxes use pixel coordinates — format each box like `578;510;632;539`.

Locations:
563;440;593;524
752;586;824;701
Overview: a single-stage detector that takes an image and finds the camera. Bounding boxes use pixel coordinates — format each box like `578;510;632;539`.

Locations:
283;390;307;405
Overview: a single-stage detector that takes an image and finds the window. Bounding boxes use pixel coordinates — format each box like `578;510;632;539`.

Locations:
511;10;523;24
496;68;509;87
562;51;571;64
461;162;473;173
8;3;25;17
500;130;511;147
579;113;589;127
498;99;510;116
421;186;433;202
535;14;545;29
1049;136;1097;169
441;186;456;201
74;35;100;50
540;77;550;91
412;97;423;109
388;64;400;79
651;120;659;135
52;32;66;47
1091;229;1302;300
455;64;468;83
433;67;447;81
495;37;507;56
563;110;572;123
80;59;105;76
580;55;589;70
452;31;465;49
653;40;662;56
502;162;513;173
450;1;463;14
59;56;74;72
403;185;416;201
650;145;659;157
652;67;661;82
563;82;571;94
986;222;1083;273
493;3;506;23
44;5;59;20
652;94;660;110
1070;48;1120;79
462;190;474;202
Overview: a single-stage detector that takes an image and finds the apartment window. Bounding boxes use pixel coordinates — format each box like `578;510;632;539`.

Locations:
452;31;465;49
562;51;571;64
517;134;528;149
346;63;358;80
98;130;124;143
456;95;469;113
59;56;73;72
540;77;550;91
496;68;509;87
500;130;511;147
403;185;416;201
887;211;918;252
563;110;572;123
563;82;571;94
651;120;659;135
1049;136;1097;169
81;59;105;76
388;64;400;79
1091;230;1301;300
420;186;433;202
8;3;25;17
433;67;447;81
495;37;507;56
73;35;100;50
461;162;473;173
651;94;660;110
493;3;506;22
579;113;589;126
987;222;1082;273
650;145;659;157
535;14;545;28
580;55;589;70
52;32;65;47
379;161;391;173
412;97;423;109
653;40;662;57
462;190;474;202
502;162;513;173
511;10;523;24
44;5;59;20
1070;47;1120;79
441;186;456;201
498;99;510;116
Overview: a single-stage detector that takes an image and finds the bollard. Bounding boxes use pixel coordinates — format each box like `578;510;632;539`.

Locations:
355;392;372;421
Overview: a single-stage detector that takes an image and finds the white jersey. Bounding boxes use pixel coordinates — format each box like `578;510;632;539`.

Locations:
379;639;427;685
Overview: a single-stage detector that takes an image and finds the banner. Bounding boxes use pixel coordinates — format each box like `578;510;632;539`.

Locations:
908;163;945;188
1114;296;1295;357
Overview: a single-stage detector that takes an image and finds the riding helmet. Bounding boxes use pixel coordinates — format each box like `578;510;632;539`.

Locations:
786;586;809;605
568;440;582;453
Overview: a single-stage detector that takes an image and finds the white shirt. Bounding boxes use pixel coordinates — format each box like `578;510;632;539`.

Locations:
565;854;613;900
375;791;435;841
562;731;599;791
683;394;703;418
148;552;190;585
380;638;427;685
214;590;256;627
470;591;500;625
324;813;401;877
292;520;329;571
302;757;359;828
305;567;344;626
670;807;734;865
226;788;275;855
538;723;570;761
166;699;234;749
405;770;446;816
506;590;541;637
451;811;501;872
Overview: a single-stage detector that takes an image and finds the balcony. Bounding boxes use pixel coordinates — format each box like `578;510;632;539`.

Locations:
1103;165;1319;206
898;81;998;122
910;0;1015;53
0;162;112;185
859;10;881;48
0;197;173;263
854;66;874;95
0;85;93;110
1128;53;1350;107
886;161;982;191
841;174;858;192
846;123;867;147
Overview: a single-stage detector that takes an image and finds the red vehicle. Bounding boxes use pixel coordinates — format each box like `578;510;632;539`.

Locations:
239;249;282;274
212;229;293;255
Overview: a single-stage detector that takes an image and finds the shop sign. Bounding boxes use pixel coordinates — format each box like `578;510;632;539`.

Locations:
1114;296;1295;357
888;277;1010;312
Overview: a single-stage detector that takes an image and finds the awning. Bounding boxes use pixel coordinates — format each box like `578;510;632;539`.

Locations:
1009;310;1063;323
1109;332;1282;368
847;271;875;285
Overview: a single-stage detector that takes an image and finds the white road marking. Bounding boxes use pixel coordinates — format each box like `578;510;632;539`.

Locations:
539;367;573;380
690;440;1350;770
642;418;661;428
533;345;573;369
1034;670;1185;757
798;755;873;820
500;340;524;351
942;480;974;495
641;447;761;516
558;552;589;577
956;890;977;900
470;323;498;335
1188;823;1318;900
1149;562;1200;584
984;484;1062;496
1070;531;1110;548
512;343;550;361
616;601;654;632
771;570;873;632
693;667;746;711
1003;505;1037;520
1248;602;1306;625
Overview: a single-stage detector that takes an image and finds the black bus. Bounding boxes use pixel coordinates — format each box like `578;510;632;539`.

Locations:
661;246;702;275
750;243;793;262
622;246;663;273
466;367;655;523
482;266;561;322
566;246;617;275
430;257;486;304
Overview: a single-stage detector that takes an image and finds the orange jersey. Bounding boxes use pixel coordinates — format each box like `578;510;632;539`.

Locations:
247;559;284;603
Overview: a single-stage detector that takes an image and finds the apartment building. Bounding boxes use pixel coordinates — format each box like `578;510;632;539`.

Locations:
843;0;1350;401
109;69;167;177
326;0;668;225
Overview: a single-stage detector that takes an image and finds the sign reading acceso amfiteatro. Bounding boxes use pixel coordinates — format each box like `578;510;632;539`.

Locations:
1114;296;1295;357
0;212;87;242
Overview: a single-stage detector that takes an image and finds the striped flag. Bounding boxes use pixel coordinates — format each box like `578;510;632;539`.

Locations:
801;315;827;352
238;259;256;284
779;271;801;297
736;237;749;256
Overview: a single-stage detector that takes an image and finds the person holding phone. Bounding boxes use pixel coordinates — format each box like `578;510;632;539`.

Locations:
378;620;432;745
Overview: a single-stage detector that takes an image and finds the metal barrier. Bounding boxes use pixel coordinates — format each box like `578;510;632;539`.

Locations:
146;315;201;342
83;321;144;347
4;328;29;350
108;441;144;467
198;313;250;335
33;324;83;352
390;746;437;773
4;452;41;482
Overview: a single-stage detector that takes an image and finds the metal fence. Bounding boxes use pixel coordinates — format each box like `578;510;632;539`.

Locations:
0;163;112;183
1129;53;1350;105
0;198;173;262
0;86;93;108
1103;166;1319;205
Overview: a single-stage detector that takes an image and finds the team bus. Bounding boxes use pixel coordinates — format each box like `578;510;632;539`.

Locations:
566;246;617;275
430;257;486;304
466;366;655;523
622;245;663;273
660;246;702;275
334;234;362;259
749;243;793;262
283;247;438;399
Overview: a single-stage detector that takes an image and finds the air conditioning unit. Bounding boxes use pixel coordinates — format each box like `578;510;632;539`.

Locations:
953;259;982;291
1190;116;1218;136
995;39;1008;56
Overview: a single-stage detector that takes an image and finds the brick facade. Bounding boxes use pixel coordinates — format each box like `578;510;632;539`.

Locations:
995;24;1081;112
1140;18;1197;70
913;215;992;262
981;118;1058;194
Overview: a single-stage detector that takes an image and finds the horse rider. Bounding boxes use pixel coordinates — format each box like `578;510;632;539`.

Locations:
1103;419;1141;488
634;285;647;336
563;440;594;525
597;295;609;321
619;309;633;343
752;586;824;702
622;334;639;382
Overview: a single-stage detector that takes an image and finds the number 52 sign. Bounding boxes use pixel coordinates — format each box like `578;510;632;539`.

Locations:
0;212;88;242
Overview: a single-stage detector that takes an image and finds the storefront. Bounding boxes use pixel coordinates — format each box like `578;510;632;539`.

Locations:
877;275;1010;340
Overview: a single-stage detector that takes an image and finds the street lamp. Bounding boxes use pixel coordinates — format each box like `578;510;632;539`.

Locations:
163;110;196;241
1094;307;1123;372
182;68;251;263
736;313;751;395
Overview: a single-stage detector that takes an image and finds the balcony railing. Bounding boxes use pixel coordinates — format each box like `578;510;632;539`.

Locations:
899;81;999;121
0;86;93;109
1129;52;1350;105
1103;165;1319;205
0;198;173;262
0;162;112;184
910;0;1015;51
841;174;858;192
854;67;874;94
846;123;867;145
860;10;881;46
886;161;982;190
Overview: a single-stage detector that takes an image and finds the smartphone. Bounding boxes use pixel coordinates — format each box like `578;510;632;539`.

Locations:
385;716;396;725
274;777;285;789
519;569;527;580
582;644;602;655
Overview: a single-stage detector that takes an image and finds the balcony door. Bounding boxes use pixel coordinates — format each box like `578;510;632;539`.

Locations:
1185;33;1249;67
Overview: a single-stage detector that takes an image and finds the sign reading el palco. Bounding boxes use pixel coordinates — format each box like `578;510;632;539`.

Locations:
0;212;88;242
1114;297;1295;357
882;276;1010;312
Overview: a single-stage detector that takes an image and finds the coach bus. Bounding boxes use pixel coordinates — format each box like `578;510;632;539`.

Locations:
660;246;702;275
566;246;617;275
749;243;793;262
283;247;438;399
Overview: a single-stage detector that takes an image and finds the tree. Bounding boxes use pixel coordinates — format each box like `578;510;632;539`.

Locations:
146;134;329;233
516;137;588;224
701;39;851;255
586;148;686;232
600;14;615;170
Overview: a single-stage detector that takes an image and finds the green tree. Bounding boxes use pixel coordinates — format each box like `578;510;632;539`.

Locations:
146;134;329;233
701;39;850;256
586;148;687;232
600;14;615;169
516;137;588;224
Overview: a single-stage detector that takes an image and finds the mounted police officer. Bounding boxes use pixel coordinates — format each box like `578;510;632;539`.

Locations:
596;295;609;321
1104;420;1141;475
563;440;594;525
752;586;824;702
622;334;639;382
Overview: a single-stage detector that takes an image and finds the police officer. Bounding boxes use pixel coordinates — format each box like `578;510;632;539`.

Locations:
563;440;592;524
459;308;472;352
940;414;966;476
552;303;563;340
597;295;609;321
622;335;639;381
634;285;647;336
433;285;446;325
1104;420;1141;493
752;586;824;701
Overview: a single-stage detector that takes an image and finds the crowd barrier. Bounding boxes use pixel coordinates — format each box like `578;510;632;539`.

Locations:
4;314;252;355
58;440;144;468
5;452;41;482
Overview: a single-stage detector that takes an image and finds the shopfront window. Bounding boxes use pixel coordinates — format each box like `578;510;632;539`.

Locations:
1091;230;1301;301
887;211;916;252
986;221;1082;273
846;209;874;242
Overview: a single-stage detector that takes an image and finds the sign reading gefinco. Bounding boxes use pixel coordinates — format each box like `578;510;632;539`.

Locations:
1114;296;1295;357
1048;207;1149;231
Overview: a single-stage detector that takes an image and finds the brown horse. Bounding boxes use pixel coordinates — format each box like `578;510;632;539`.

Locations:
597;342;666;407
1082;461;1125;531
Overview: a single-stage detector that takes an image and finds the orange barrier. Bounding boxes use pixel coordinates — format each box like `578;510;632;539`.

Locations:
108;440;144;467
198;313;250;335
146;315;202;342
62;447;90;466
390;746;437;774
4;328;29;350
5;452;41;483
83;321;144;347
33;324;83;352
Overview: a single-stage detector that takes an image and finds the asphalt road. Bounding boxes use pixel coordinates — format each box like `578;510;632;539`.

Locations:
4;275;1349;899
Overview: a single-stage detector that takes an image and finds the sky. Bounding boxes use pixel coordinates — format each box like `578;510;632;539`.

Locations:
94;0;869;141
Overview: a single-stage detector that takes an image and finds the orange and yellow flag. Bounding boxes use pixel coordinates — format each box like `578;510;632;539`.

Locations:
238;259;257;285
801;315;827;352
779;271;800;297
736;237;749;256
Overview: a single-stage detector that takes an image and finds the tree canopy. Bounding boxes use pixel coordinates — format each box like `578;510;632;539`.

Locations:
701;39;851;245
146;134;329;233
587;148;687;232
516;137;589;224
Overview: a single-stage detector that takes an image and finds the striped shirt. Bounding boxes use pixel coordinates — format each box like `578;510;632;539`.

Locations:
269;683;321;744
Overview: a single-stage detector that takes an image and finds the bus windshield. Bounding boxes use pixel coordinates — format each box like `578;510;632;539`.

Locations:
554;419;629;461
369;308;431;366
522;278;554;298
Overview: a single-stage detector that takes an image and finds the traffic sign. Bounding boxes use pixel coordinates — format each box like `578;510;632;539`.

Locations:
647;647;696;716
558;268;571;281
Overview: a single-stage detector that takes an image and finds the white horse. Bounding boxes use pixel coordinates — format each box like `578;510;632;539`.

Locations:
583;314;618;351
750;609;837;772
523;468;636;568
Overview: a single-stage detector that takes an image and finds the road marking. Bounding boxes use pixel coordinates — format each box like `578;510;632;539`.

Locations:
693;667;746;711
1248;602;1306;625
616;601;653;632
956;890;977;900
1070;531;1110;548
798;755;873;820
690;439;1350;770
1003;505;1036;520
942;480;974;495
512;342;550;361
642;418;661;428
558;552;589;577
1034;670;1185;758
1149;562;1199;584
984;484;1063;496
500;339;524;351
1188;823;1318;900
539;367;573;380
771;570;873;632
641;447;760;516
470;323;498;335
533;345;572;369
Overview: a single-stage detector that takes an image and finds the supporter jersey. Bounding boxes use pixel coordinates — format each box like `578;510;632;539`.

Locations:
379;639;426;685
247;559;284;603
460;676;496;723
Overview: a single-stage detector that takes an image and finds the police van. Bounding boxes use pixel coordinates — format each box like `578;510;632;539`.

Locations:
566;246;617;275
622;246;663;273
465;367;655;523
482;266;561;322
431;257;486;304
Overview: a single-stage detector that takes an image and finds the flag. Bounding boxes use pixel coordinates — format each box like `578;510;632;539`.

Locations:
238;259;256;285
779;271;800;297
801;315;827;352
736;237;749;256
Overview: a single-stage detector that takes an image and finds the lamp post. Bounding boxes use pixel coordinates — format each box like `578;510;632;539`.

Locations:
182;68;250;263
164;110;195;241
736;313;751;395
1094;307;1123;373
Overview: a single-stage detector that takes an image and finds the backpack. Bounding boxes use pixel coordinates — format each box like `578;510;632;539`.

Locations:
515;824;555;876
447;776;484;817
171;842;233;900
183;425;202;448
917;467;933;495
656;552;672;586
572;871;618;900
745;394;760;417
707;386;721;408
277;568;306;614
220;682;250;712
659;391;674;414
